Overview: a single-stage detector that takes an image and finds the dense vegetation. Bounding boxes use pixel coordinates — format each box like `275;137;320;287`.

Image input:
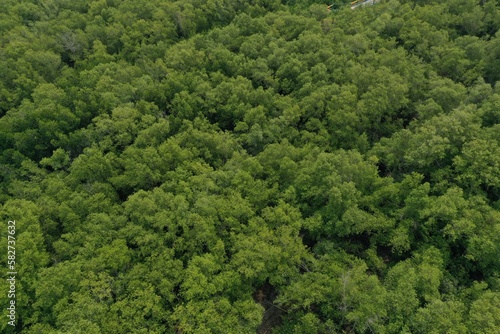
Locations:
1;0;499;332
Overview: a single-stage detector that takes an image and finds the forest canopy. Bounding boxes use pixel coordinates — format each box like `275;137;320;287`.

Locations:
1;0;500;332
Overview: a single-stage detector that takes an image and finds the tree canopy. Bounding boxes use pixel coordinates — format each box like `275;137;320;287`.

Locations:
1;0;499;332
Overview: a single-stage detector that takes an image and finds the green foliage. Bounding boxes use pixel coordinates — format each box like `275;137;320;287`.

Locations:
1;0;500;332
